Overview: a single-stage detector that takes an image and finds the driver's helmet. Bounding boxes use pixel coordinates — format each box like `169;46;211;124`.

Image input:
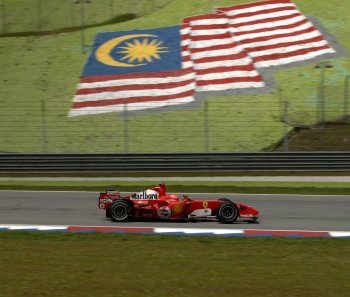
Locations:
168;194;178;200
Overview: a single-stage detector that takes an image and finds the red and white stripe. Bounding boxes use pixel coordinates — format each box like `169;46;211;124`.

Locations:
2;224;350;238
183;14;265;92
217;0;335;68
69;26;195;117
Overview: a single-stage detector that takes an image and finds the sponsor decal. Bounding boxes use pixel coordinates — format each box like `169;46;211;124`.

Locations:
157;206;171;219
99;203;105;209
203;201;209;208
131;189;159;200
172;203;183;214
100;198;113;203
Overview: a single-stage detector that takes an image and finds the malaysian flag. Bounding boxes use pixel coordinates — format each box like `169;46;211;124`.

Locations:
70;0;338;116
183;14;265;92
217;0;336;68
69;26;195;116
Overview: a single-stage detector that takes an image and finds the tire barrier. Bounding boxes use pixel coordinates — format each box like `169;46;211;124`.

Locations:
1;152;350;172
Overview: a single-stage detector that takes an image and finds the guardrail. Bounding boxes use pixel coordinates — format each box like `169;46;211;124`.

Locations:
1;152;350;171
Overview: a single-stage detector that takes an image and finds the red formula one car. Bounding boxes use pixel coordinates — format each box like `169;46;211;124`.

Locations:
98;184;259;224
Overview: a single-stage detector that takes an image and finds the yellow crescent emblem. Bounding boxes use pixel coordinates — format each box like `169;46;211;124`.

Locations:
95;34;156;67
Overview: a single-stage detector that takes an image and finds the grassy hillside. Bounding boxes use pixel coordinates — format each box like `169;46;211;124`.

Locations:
274;121;350;151
1;0;350;153
0;0;168;34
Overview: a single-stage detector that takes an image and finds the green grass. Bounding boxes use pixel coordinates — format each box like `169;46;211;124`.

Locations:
1;0;350;153
0;231;349;297
0;0;168;34
1;180;350;194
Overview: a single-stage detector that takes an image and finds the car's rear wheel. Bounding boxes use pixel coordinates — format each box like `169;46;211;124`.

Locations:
109;200;133;222
217;202;239;224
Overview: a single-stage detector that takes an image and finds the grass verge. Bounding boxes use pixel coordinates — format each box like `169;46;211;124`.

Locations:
0;231;349;297
1;180;350;194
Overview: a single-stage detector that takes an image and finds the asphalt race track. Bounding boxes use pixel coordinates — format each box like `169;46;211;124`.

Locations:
0;190;349;231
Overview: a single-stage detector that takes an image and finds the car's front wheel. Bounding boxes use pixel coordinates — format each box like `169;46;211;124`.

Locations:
109;200;133;222
217;202;239;223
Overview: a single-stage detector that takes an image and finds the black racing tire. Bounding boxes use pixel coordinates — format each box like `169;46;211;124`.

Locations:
217;202;239;224
109;200;133;222
106;209;111;218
